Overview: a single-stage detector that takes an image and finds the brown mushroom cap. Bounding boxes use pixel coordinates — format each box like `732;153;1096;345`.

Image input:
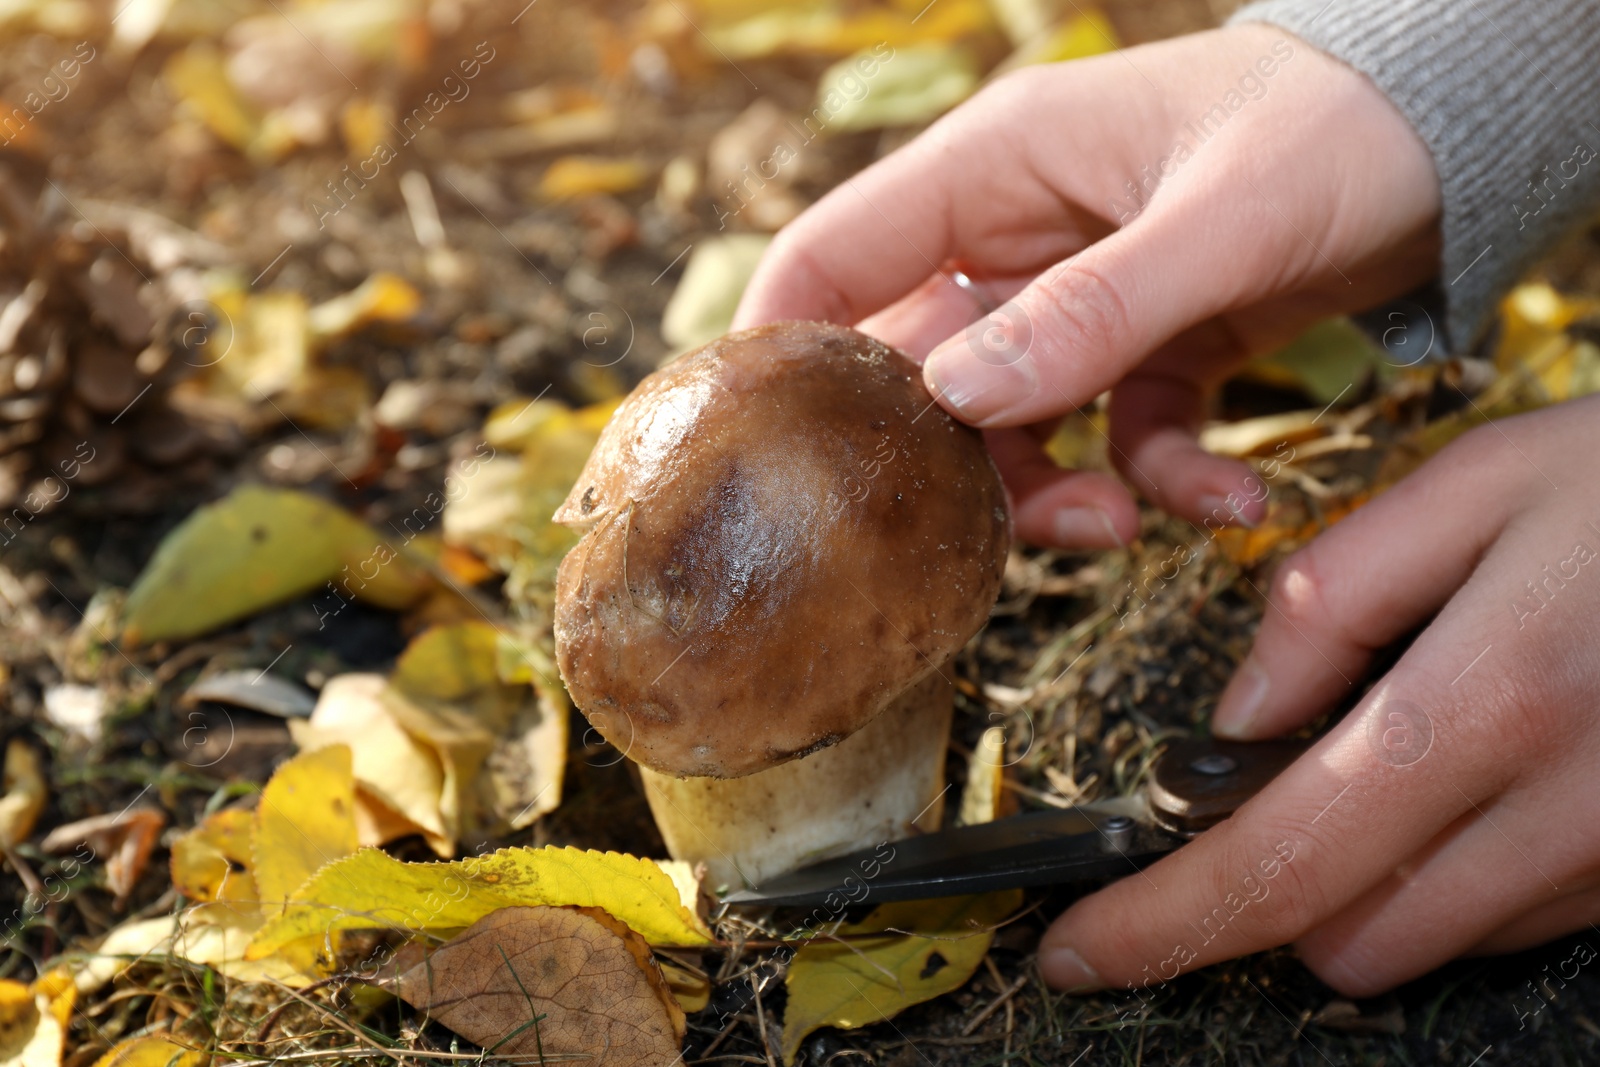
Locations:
552;321;1010;779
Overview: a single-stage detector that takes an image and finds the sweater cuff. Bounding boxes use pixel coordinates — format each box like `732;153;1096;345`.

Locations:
1229;0;1600;355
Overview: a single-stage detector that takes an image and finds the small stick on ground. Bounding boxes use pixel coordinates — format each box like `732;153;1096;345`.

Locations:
750;971;778;1067
963;964;1030;1037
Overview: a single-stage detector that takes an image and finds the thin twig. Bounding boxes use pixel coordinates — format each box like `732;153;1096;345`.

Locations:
213;1050;587;1066
749;971;777;1067
265;981;407;1065
963;969;1028;1036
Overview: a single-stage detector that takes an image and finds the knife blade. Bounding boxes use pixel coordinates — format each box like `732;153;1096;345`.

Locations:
719;736;1307;907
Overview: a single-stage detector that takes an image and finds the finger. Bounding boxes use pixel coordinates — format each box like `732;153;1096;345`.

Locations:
1037;724;1465;994
1108;381;1265;529
1211;427;1528;740
919;192;1276;428
985;428;1139;549
1298;697;1600;993
1038;552;1523;994
857;272;1032;362
1105;319;1265;527
1295;802;1584;995
1468;889;1600;956
732;86;1080;332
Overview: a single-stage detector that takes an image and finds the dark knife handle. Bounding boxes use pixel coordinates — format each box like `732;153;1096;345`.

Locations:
1146;736;1310;836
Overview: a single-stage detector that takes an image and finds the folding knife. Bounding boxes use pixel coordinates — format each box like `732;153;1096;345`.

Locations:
720;736;1307;907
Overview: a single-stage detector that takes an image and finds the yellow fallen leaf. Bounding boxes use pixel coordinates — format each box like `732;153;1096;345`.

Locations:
212;287;309;400
438;543;495;586
165;748;358;987
956;726;1009;826
1490;284;1600;403
278;365;373;432
821;43;978;131
171;808;259;911
0;741;45;848
91;1036;205;1067
253;745;359;912
1042;409;1107;470
122;486;433;645
444;401;617;611
659;235;771;350
340;96;394;160
480;397;567;452
0;968;74;1067
383;622;566;840
171;911;321;986
290;674;452;856
992;6;1118;71
163;44;262;156
702;0;992;58
247;845;714;959
658;953;711;1014
73;917;175;995
1199;410;1323;458
1213;495;1367;567
472;101;620;157
1499;282;1600;357
781;891;1021;1064
538;156;649;201
307;273;423;345
0;981;34;1065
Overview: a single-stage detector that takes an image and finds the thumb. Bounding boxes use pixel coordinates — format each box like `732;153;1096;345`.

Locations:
921;206;1257;428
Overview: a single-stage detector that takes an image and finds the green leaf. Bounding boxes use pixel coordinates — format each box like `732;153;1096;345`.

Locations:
820;43;978;132
122;486;432;645
1258;318;1393;404
781;890;1022;1063
659;235;772;351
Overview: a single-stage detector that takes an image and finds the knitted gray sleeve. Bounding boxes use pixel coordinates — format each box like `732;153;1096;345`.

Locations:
1228;0;1600;355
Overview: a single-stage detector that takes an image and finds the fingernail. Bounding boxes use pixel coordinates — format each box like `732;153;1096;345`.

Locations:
1214;656;1269;738
1041;946;1103;992
1054;507;1121;548
1198;494;1257;530
924;336;1037;425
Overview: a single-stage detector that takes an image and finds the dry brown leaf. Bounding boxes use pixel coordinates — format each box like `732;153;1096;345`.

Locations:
0;741;46;849
394;905;684;1064
40;808;166;905
706;100;809;231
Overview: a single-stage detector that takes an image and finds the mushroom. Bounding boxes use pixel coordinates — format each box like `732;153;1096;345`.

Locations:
553;321;1009;889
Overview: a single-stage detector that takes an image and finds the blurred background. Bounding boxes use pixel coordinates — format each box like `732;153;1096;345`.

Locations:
0;0;1239;521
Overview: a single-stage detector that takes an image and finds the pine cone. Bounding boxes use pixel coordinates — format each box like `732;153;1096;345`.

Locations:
0;149;208;511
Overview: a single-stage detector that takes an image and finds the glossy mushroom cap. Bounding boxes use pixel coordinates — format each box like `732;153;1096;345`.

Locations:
552;321;1010;779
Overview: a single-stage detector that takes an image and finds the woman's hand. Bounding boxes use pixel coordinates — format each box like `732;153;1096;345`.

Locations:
1039;397;1600;996
734;24;1440;548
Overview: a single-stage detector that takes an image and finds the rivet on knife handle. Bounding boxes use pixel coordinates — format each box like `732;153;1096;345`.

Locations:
1147;737;1310;836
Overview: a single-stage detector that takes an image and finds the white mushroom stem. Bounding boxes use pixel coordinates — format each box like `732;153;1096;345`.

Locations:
638;674;953;892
